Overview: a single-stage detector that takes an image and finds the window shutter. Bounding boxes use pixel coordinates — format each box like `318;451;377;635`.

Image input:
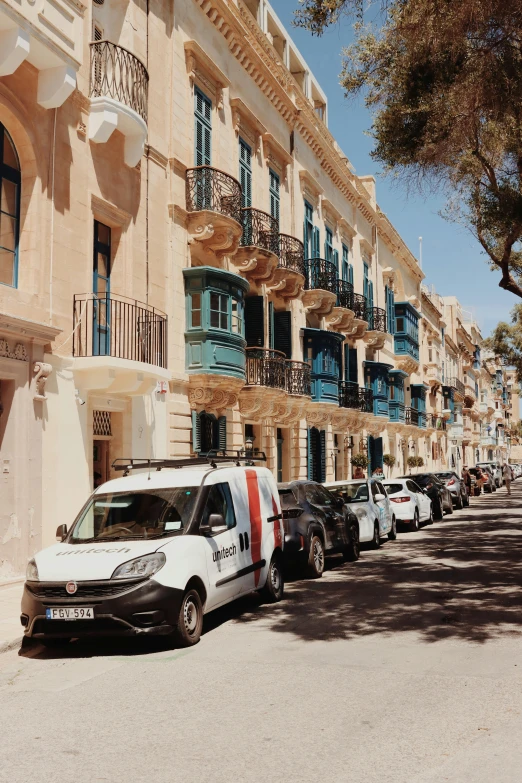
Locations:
347;346;358;383
319;430;326;483
268;301;274;348
244;296;265;347
348;265;354;285
217;416;227;451
307;428;315;480
312;227;320;259
192;410;201;453
274;311;292;359
194;89;211;166
333;249;339;274
239;138;252;208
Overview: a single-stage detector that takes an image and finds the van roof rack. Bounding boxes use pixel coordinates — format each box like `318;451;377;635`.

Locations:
112;450;267;476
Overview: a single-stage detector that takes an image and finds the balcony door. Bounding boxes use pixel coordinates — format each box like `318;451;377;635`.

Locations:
93;221;111;356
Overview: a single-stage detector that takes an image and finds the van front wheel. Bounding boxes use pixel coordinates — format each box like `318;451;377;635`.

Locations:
260;555;284;603
173;588;203;647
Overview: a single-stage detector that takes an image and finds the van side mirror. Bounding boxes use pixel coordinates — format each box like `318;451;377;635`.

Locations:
56;524;67;541
374;493;386;502
200;513;225;536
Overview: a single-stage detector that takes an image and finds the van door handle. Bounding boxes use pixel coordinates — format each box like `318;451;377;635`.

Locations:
244;532;249;550
239;533;244;552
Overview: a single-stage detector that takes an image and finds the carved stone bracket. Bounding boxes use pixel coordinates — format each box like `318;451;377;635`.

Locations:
396;356;419;375
265;267;304;299
231;248;278;283
345;318;368;339
0;339;28;362
33;362;52;401
188;374;244;415
325;307;355;334
187;211;243;261
302;289;337;315
364;330;387;350
239;386;286;421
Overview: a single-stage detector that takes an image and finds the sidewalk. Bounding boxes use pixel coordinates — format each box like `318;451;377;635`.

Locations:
0;580;24;653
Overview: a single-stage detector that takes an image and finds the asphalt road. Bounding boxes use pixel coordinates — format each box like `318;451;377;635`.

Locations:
2;481;522;783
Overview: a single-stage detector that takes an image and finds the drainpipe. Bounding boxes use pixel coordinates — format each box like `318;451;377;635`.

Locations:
49;107;57;324
145;0;150;304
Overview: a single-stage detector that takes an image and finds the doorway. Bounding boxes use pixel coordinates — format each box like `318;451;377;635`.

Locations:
93;440;110;488
93;220;111;356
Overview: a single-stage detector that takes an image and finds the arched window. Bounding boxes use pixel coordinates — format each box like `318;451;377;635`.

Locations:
0;125;20;288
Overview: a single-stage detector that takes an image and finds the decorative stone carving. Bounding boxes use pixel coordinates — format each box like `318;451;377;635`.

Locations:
396;356;419;375
188;375;244;415
33;362;53;401
0;340;28;361
363;330;387;350
325;307;355;334
187;211;243;261
239;386;286;421
231;248;278;282
302;290;337;315
184;40;230;109
345;319;368;339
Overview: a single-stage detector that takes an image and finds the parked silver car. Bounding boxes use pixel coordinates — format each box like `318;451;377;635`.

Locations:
434;471;469;509
477;462;501;488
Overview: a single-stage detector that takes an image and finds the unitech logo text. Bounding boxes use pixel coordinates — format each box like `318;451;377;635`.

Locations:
213;544;237;563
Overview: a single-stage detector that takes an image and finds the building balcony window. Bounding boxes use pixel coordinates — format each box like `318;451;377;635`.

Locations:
428;414;447;431
240;207;278;254
303;328;344;404
304;258;338;294
245;348;286;389
72;293;168;394
184;266;249;380
88;41;149;167
388;369;407;423
393;301;420;366
405;407;426;427
285;360;311;397
364;306;387;349
0;0;83;109
364;361;393;417
185;166;243;259
448;376;465;399
339;381;373;413
278;234;305;277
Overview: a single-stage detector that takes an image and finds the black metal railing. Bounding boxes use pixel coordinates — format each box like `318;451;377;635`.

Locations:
405;407;419;426
304;258;337;293
245;348;286;389
336;279;354;310
73;293;167;368
278;234;305;276
285;361;311;396
351;292;368;321
186;166;242;225
429;414;447;430
339;381;374;413
366;306;387;332
449;377;466;396
89;41;148;123
240;208;278;254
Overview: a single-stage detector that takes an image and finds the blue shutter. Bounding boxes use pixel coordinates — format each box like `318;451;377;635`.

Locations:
239;138;252;208
312;227;320;259
363;263;369;299
194;88;211;166
269;169;280;222
348;264;354;285
192;410;201;453
307;429;314;480
217;416;227;451
333;249;339;275
319;430;326;483
345;346;358;383
244;296;265;347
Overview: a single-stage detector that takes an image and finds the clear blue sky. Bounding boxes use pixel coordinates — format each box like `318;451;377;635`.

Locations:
273;0;517;336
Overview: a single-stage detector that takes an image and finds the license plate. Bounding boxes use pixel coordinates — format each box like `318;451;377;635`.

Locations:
45;607;94;620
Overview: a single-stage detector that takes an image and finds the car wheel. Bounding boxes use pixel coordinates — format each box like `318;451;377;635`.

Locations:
492;484;497;492
455;494;463;510
173;588;203;647
427;505;434;524
446;498;453;515
343;524;360;562
388;516;397;541
463;493;470;508
260;554;284;602
307;535;325;578
434;499;443;521
371;522;381;549
410;509;420;532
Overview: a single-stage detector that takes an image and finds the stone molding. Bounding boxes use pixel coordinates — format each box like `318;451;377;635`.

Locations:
33;362;52;400
0;339;28;361
184;39;230;109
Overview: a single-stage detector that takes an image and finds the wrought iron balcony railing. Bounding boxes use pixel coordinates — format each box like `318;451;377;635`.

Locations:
339;381;374;413
304;258;338;294
405;407;419;426
285;361;311;396
351;292;368;321
366;306;387;333
278;234;305;276
186;166;242;225
336;279;354;310
73;293;167;368
240;208;278;254
89;41;149;123
245;348;286;389
448;377;465;396
429;414;447;430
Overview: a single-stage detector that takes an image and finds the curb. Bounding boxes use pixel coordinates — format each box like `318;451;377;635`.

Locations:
0;636;23;655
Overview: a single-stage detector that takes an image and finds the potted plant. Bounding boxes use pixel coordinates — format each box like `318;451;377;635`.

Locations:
407;455;418;471
351;452;369;477
415;456;424;467
383;453;396;476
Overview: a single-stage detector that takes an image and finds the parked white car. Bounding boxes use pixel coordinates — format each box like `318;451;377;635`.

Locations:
324;478;396;547
382;479;433;531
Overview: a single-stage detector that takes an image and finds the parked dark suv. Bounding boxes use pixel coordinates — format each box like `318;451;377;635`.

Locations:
279;481;360;578
398;473;453;520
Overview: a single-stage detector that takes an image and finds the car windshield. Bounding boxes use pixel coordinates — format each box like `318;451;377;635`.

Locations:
278;488;297;507
407;474;431;487
384;483;404;495
70;487;199;542
435;473;454;480
336;483;369;502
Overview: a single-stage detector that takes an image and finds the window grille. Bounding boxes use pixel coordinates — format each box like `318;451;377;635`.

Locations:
93;410;112;437
93;0;104;5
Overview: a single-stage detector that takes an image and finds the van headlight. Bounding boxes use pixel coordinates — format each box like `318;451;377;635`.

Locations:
26;559;39;581
111;553;166;579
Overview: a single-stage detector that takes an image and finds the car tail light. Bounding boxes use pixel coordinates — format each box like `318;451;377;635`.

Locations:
391;496;410;503
447;478;455;486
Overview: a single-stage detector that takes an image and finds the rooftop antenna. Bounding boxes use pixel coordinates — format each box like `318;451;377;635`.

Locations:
418;236;423;269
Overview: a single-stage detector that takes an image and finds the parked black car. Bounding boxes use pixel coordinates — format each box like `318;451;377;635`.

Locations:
278;481;360;578
398;473;453;520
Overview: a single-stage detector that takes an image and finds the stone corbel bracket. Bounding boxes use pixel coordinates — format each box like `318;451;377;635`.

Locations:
33;362;52;401
184;40;230;109
302;290;337;316
364;331;387;350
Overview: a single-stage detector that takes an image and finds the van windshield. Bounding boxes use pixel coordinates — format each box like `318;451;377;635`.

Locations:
70;488;199;542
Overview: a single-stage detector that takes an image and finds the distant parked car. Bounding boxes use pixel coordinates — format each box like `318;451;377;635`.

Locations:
382;479;433;531
434;471;469;509
475;464;496;493
477;462;501;488
398;473;453;520
278;481;360;578
324;478;396;548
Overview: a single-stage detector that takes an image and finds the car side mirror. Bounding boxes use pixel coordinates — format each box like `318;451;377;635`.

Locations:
282;507;302;519
374;493;386;502
56;524;67;541
201;513;226;536
334;496;344;509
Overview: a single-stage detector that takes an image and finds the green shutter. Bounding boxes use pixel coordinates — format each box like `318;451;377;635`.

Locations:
307;428;315;480
195;88;211;166
345;346;358;383
274;311;292;359
239;138;252;208
319;430;326;483
268;301;274;349
269;169;280;222
312;227;320;259
333;249;339;274
348;265;354;285
217;416;227;451
192;410;201;453
244;296;265;347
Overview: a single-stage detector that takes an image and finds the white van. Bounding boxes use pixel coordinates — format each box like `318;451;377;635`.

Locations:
21;455;284;647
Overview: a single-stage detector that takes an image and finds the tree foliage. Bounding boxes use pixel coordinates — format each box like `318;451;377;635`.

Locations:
295;0;522;298
484;304;522;380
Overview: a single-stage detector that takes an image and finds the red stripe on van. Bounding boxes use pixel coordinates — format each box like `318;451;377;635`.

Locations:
245;469;262;586
272;495;282;549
